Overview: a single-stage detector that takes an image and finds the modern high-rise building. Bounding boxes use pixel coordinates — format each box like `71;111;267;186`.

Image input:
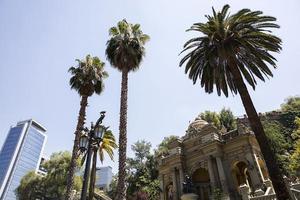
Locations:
95;166;113;191
0;119;47;200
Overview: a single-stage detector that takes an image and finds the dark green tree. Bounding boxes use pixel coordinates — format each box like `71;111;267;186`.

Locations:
105;19;150;200
263;121;291;175
17;151;82;200
16;172;44;200
179;5;288;198
289;140;300;176
289;117;300;176
108;140;159;200
219;108;236;131
66;55;108;200
154;135;179;157
131;140;151;163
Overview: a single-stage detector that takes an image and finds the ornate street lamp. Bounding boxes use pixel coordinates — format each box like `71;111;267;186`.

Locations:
79;131;89;152
94;125;105;141
79;111;106;200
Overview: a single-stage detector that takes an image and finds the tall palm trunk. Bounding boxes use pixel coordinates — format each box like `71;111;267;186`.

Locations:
89;149;98;200
116;69;129;200
228;60;290;199
65;95;88;200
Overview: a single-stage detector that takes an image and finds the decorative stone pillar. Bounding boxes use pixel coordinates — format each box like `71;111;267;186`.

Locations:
179;167;184;196
207;156;216;188
216;156;229;194
159;174;164;200
172;169;178;200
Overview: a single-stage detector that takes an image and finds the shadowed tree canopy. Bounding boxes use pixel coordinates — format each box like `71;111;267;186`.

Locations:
106;19;150;72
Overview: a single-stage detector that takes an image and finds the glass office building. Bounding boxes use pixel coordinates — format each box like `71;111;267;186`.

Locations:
0;119;46;200
95;166;113;191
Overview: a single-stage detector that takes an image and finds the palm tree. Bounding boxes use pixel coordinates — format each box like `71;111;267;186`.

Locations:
179;5;289;199
88;129;117;200
65;55;108;200
105;19;150;200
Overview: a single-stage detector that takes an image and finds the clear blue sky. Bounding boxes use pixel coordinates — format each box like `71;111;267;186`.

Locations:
0;0;299;173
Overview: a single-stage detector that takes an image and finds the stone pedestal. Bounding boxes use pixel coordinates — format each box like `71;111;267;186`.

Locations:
181;193;198;200
239;184;250;200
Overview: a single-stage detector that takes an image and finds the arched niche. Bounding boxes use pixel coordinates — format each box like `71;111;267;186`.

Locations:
231;161;253;190
192;167;210;200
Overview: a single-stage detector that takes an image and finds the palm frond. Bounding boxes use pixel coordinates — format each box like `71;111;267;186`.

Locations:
179;4;282;97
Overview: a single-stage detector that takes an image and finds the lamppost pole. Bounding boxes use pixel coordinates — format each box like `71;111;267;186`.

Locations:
80;111;106;200
80;125;93;200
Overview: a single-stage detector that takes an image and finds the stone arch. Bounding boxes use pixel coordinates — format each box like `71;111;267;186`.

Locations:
192;167;211;200
231;161;253;190
189;160;207;176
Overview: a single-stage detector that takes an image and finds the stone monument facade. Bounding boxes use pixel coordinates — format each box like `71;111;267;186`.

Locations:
158;115;272;200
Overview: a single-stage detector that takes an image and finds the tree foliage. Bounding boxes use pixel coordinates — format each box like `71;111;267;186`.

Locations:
16;151;82;200
154;135;179;157
263;121;291;175
281;96;300;112
179;5;281;96
69;55;108;97
289;140;300;176
108;140;159;200
200;108;236;131
16;172;44;200
219;108;236;131
200;111;221;128
106;19;150;73
289;117;300;176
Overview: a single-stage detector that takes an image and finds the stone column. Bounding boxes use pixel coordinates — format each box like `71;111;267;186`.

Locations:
216;156;229;194
172;169;178;200
253;154;265;181
207;156;216;188
179;167;184;196
159;174;164;200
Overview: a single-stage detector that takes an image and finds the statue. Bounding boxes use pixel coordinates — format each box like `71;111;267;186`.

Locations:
182;175;195;193
181;175;198;200
167;184;173;200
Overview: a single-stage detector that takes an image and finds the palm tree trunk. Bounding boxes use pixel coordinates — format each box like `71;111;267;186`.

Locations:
228;61;290;199
65;95;88;200
89;149;98;200
116;69;129;200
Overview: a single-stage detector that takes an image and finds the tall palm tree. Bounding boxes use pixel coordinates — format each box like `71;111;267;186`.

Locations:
65;55;108;200
105;19;150;200
179;5;289;199
88;129;117;200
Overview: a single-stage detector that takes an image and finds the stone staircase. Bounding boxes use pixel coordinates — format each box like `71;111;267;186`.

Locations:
94;190;112;200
